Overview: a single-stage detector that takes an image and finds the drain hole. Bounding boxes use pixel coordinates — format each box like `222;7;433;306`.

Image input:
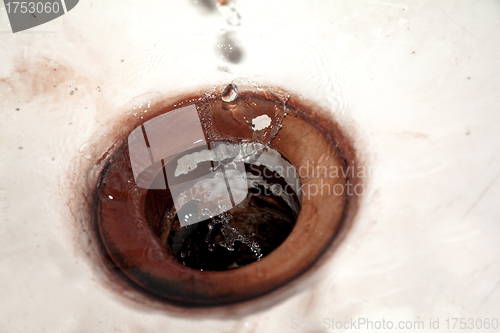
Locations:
92;85;357;306
145;161;300;271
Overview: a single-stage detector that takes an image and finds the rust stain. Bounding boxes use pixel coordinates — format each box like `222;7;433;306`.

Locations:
0;56;75;103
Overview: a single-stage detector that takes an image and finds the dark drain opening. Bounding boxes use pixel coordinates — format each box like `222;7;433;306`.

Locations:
144;161;300;271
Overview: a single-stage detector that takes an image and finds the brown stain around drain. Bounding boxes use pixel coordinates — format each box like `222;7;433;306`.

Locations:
66;85;363;318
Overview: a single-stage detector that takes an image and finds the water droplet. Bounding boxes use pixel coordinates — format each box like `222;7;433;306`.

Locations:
221;83;238;102
177;201;201;227
78;141;91;160
108;195;114;199
217;2;241;26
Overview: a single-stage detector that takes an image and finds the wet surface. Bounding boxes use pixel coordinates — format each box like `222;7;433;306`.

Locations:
2;1;500;331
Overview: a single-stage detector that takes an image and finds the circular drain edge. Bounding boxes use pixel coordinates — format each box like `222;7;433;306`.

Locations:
69;85;362;309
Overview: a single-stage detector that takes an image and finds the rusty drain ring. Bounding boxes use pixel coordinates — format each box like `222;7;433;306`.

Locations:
94;89;354;306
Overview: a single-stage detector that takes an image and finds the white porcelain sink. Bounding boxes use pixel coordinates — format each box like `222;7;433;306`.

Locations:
1;0;500;331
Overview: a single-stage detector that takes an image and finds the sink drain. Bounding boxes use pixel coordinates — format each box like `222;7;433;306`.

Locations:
93;86;357;306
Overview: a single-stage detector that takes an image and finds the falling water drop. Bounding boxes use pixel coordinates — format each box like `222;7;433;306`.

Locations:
78;141;92;160
217;1;241;26
221;83;239;102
